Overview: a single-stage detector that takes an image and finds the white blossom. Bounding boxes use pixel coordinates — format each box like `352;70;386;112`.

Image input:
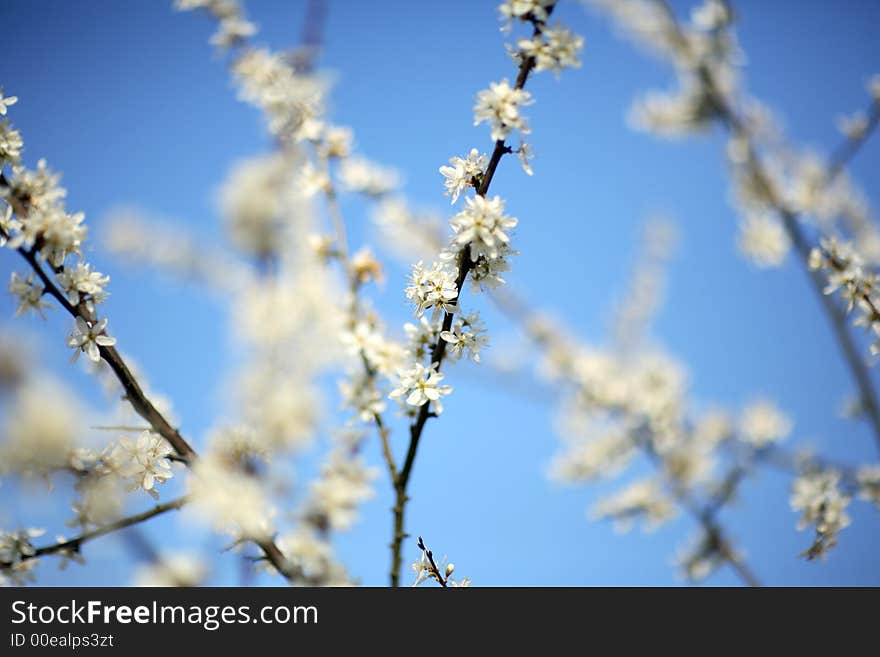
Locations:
134;553;207;587
55;262;109;306
450;194;518;262
0;528;44;566
390;362;453;414
474;79;533;142
517;24;584;74
516;141;534;175
107;431;174;498
737;213;790;268
338;157;400;197
440;312;488;362
439;149;488;204
9;272;51;318
0;120;23;164
0;88;18;116
856;465;880;508
67;317;116;363
790;470;851;559
739;400;792;447
405;260;459;319
499;0;555;25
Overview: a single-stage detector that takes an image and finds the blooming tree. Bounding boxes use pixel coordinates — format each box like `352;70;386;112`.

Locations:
1;0;878;587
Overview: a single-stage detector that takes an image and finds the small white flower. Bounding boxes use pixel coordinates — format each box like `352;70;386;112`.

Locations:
439;149;488;204
739;400;792;447
737;214;790;268
867;73;880;102
405;261;459;319
517;24;584;74
790;470;851;559
9;271;51;318
55;262;110;306
498;0;555;25
0;120;23;164
320;125;353;159
474;79;533;142
338;157;400;197
0;528;45;569
390;362;453;414
298;162;331;197
450;194;518;262
108;431;174;498
836;112;868;140
440;313;488;362
517;141;534;176
67;317;116;363
0;88;18;116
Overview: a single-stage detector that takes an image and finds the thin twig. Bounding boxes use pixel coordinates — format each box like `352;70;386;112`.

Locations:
1;497;188;569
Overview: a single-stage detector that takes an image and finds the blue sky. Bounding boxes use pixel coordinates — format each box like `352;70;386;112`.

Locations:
2;0;880;586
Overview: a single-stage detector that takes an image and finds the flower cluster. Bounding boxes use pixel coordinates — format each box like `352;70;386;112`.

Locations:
516;23;584;74
790;470;851;559
474;79;533;143
810;237;880;358
439;149;488;204
1;103;116;367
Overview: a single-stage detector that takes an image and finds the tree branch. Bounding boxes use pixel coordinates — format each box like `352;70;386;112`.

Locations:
1;497;188;569
389;8;556;586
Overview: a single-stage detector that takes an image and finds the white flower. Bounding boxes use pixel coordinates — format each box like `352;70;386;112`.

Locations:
869;74;880;102
469;242;515;290
305;449;377;531
517;141;534;175
737;214;790;268
440;313;488;362
107;431;174;498
517;24;584;74
0;88;17;116
0;120;23;164
338;157;400;196
55;262;110;306
339;372;387;424
691;0;731;31
188;454;276;541
836;112;868;140
410;551;432;587
0;528;44;566
474;79;533;142
405;261;459;319
9;271;51;318
298;161;331;197
591;479;676;532
134;553;206;586
499;0;555;25
739;400;792;447
0;202;21;246
856;465;880;508
320;125;353;159
439;149;488;204
1;377;82;478
67;317;116;363
390;362;453;414
790;470;851;559
210;16;257;49
450;194;518;261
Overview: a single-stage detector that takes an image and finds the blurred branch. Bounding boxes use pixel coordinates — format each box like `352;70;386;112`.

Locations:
0;176;300;584
655;0;880;456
